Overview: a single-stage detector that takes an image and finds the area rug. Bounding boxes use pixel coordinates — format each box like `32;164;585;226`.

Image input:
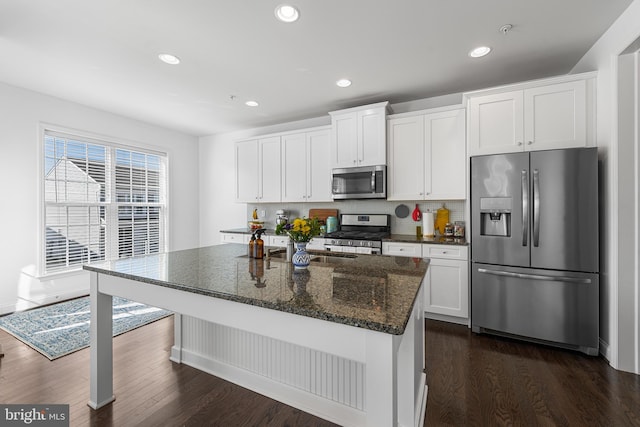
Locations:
0;296;172;360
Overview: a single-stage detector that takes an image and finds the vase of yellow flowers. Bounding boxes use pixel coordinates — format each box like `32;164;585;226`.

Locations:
275;217;321;269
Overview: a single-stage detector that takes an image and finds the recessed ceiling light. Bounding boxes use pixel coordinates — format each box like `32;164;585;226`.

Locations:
336;79;352;88
245;100;259;107
158;53;180;65
468;46;491;58
275;4;299;23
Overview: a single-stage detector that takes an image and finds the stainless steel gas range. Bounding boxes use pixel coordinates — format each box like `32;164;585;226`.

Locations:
323;214;390;255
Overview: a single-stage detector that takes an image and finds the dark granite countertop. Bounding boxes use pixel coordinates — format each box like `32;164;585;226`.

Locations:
222;228;467;245
385;234;468;246
84;244;428;335
221;228;277;234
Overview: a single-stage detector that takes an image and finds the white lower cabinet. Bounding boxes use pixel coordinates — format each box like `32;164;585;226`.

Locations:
422;244;468;320
306;238;326;251
220;232;251;244
382;241;422;257
220;232;326;251
382;241;469;321
269;235;323;249
268;235;291;247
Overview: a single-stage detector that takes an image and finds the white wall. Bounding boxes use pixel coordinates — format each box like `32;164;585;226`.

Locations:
572;0;640;373
0;82;200;314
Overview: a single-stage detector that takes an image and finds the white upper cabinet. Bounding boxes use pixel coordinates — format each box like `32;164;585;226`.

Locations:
468;91;524;155
329;102;389;168
523;81;587;151
235;136;281;203
259;136;282;202
281;132;306;202
281;127;331;202
306;129;332;202
426;109;466;199
387;107;466;201
466;73;595;156
235;139;259;203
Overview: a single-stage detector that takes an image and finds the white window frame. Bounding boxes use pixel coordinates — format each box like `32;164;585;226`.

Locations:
38;124;169;277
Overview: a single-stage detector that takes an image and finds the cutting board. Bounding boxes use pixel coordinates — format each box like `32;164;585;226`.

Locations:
308;208;338;224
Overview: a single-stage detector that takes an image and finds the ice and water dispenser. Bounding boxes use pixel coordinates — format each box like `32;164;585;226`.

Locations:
479;197;512;237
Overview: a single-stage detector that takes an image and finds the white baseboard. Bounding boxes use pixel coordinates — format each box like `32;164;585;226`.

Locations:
599;337;611;362
0;298;39;315
414;375;428;427
425;312;469;326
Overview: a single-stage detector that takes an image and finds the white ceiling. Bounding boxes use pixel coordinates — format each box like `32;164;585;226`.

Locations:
0;0;633;137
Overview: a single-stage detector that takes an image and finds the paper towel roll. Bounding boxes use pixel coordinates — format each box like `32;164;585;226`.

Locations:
423;212;435;237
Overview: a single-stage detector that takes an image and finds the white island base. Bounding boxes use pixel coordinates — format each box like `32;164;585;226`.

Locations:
89;272;427;427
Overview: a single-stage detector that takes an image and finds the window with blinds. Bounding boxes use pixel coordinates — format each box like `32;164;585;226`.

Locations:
43;131;167;274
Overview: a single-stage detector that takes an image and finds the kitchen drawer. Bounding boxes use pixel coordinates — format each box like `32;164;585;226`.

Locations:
268;235;291;247
306;238;327;251
382;242;422;258
221;232;251;244
423;244;468;260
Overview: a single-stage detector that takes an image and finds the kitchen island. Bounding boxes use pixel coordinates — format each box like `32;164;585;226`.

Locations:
84;244;428;427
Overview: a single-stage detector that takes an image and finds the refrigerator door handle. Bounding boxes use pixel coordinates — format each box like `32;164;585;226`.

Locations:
521;170;528;246
533;169;540;247
477;268;592;284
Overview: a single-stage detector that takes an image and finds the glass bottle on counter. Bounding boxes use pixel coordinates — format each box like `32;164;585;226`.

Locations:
254;229;265;259
248;233;256;258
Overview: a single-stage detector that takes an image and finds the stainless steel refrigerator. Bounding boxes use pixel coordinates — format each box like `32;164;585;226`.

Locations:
471;147;599;355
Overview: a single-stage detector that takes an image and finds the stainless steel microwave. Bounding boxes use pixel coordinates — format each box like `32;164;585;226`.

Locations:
331;165;386;200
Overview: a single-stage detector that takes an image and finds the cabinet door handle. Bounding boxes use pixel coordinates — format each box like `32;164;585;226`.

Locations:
478;268;592;284
528;141;533;145
517;141;523;146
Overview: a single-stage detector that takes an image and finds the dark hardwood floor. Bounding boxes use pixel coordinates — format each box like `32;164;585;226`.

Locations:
425;320;640;426
1;316;639;426
0;315;337;427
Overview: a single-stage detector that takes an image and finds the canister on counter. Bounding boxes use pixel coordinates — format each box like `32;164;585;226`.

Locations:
454;221;466;238
444;223;454;236
435;204;449;235
326;216;338;233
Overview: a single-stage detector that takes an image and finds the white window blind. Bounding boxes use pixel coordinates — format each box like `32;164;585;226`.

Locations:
43;131;167;274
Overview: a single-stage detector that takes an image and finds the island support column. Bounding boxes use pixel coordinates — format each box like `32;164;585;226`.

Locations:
88;271;115;409
365;332;399;426
365;283;426;427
